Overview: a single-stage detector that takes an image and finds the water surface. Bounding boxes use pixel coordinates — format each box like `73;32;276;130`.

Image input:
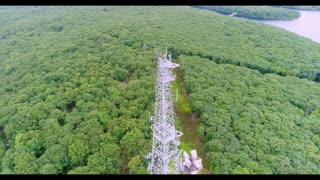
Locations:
256;11;320;43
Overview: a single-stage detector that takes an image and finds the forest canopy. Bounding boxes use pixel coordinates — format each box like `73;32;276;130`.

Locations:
179;55;320;174
1;6;320;174
278;6;320;11
194;6;301;20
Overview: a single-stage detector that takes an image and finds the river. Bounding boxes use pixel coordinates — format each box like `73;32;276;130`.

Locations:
253;10;320;43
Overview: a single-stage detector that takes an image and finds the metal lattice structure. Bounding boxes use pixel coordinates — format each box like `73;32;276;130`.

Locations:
146;48;183;174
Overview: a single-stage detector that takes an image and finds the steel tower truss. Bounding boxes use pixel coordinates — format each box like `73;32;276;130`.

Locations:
146;49;183;174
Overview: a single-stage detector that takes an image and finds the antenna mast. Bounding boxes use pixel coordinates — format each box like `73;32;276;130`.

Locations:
146;46;203;174
146;48;182;174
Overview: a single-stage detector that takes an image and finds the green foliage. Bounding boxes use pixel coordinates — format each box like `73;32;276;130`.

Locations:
85;143;122;174
0;6;155;174
120;128;149;157
195;6;301;20
1;6;320;174
36;144;69;174
128;156;148;174
1;149;14;174
172;76;192;114
179;55;320;174
38;164;57;174
114;67;129;81
68;136;90;167
278;6;320;11
68;166;91;174
50;25;64;32
13;152;38;174
179;142;193;153
0;140;5;172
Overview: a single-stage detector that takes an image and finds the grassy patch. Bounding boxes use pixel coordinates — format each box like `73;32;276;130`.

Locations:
179;141;193;153
172;77;192;114
172;66;211;174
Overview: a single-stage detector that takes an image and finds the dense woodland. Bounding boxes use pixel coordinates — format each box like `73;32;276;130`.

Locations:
278;6;320;11
194;6;300;20
1;6;320;174
0;6;155;174
179;56;320;174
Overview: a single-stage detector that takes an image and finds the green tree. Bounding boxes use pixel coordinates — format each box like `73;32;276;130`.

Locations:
128;156;148;174
68;137;90;167
120;128;148;157
13;152;38;174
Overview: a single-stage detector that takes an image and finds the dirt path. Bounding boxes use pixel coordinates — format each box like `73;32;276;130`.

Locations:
173;67;211;174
